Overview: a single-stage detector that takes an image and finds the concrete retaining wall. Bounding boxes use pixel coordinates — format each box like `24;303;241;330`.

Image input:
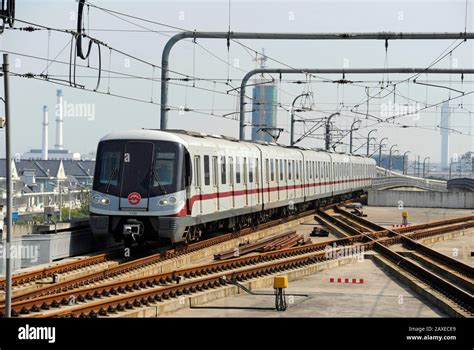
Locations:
368;190;474;208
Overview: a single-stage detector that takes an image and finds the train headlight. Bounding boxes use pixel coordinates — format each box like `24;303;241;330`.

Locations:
92;194;110;206
158;197;177;206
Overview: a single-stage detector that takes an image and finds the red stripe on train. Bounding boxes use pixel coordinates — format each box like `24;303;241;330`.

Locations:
182;177;371;214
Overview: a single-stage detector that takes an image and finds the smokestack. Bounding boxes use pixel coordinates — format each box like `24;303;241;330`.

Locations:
440;101;450;169
55;89;64;150
42;105;49;160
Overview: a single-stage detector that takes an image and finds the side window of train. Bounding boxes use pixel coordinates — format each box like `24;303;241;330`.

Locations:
288;160;292;180
221;156;226;185
265;159;269;183
284;160;288;181
228;156;234;184
184;152;192;187
193;155;201;187
255;158;259;184
275;159;278;182
280;159;284;181
248;158;253;183
236;157;241;184
212;156;218;186
270;159;275;182
243;157;248;184
296;161;299;180
204;155;210;186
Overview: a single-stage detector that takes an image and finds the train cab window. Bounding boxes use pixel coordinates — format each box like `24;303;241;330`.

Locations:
243;157;248;184
280;159;284;181
204;155;210;186
288;160;292;180
296;161;300;180
221;156;226;185
284;160;288;181
236;157;241;184
292;160;295;180
193;156;201;187
270;159;275;182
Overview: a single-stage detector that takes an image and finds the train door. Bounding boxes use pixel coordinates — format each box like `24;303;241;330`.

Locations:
229;156;235;208
119;141;153;210
265;159;270;202
193;155;202;214
255;158;260;205
275;159;280;201
292;160;296;197
212;156;219;211
243;157;248;206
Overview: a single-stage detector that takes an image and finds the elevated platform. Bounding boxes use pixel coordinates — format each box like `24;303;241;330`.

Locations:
374;167;447;191
368;190;474;209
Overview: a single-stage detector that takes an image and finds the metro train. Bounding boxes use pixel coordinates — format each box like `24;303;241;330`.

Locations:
89;129;376;245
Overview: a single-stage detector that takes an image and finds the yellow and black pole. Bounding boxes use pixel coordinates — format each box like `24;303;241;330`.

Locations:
274;276;288;311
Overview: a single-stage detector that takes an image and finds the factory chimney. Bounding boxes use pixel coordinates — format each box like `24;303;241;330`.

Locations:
440;101;450;170
42;105;49;160
55;89;64;150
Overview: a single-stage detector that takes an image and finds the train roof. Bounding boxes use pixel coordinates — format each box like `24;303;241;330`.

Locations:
100;129;375;164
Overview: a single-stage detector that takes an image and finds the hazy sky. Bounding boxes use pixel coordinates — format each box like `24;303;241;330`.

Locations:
0;0;473;163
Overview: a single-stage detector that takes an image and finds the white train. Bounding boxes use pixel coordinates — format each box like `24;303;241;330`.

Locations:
90;129;376;245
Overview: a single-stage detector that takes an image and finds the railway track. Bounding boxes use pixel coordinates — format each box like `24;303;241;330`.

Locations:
331;207;474;317
2;212;471;318
3;233;374;317
0;207;327;308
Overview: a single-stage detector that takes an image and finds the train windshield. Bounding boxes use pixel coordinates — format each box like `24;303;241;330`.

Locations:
93;140;184;197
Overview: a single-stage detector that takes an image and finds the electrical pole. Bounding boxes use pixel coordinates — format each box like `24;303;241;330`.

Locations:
366;129;377;157
378;137;388;166
290;93;310;146
325;112;339;151
349;120;361;154
403;151;411;175
417;155;421;177
2;54;12;317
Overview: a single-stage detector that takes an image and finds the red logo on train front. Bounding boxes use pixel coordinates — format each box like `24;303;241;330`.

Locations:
128;192;141;205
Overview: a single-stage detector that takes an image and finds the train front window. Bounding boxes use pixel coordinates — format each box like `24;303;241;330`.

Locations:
94;140;185;198
93;140;123;197
100;151;120;186
150;141;183;196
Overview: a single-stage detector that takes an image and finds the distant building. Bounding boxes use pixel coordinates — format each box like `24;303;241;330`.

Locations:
22;149;75;160
15;160;67;192
451;151;474;177
62;160;95;187
440;101;450;169
251;83;278;142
